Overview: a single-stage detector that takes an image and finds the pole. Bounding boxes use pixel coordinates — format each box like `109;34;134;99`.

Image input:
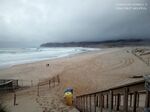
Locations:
49;80;51;88
53;77;55;87
37;84;39;96
57;75;60;84
31;80;33;87
14;92;16;106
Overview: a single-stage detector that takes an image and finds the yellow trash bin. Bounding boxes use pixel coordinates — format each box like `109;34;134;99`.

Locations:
64;92;73;106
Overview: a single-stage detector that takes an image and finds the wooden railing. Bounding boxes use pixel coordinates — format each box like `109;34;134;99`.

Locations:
37;75;60;96
0;79;19;91
75;80;150;112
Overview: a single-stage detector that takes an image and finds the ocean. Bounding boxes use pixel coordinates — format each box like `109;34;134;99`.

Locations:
0;47;99;69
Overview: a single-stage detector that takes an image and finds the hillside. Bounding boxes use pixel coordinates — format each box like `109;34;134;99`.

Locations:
40;39;150;48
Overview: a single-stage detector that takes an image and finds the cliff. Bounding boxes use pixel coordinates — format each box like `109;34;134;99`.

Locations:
40;39;150;48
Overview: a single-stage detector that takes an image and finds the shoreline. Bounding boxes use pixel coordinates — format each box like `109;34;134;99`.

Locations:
0;46;149;89
0;47;116;84
0;48;101;70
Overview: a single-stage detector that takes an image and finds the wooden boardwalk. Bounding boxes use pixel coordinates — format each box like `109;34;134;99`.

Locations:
75;80;150;112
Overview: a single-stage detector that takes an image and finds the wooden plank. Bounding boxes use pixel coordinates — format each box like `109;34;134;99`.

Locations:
57;75;60;84
94;94;96;112
133;91;137;112
116;94;120;111
84;96;86;112
37;84;39;96
82;96;84;112
129;93;132;107
124;87;128;112
137;93;139;107
49;80;51;88
145;91;150;108
100;93;103;112
109;90;113;112
86;96;88;112
90;95;92;112
79;97;81;111
14;93;16;106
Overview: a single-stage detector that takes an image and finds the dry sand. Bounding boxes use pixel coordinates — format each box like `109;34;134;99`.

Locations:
0;47;150;112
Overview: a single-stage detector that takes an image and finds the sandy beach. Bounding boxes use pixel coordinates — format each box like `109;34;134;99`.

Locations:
0;47;150;112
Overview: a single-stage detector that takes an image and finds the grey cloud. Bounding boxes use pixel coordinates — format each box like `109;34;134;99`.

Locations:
0;0;150;47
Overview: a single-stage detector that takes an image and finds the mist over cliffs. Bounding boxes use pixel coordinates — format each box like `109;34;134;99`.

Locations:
40;39;150;48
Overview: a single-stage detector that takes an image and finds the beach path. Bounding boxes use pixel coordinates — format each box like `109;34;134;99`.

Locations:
2;86;79;112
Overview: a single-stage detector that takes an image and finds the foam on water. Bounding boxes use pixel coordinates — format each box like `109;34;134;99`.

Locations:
0;47;100;69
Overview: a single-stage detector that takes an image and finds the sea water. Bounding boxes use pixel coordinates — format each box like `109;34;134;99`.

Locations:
0;47;99;69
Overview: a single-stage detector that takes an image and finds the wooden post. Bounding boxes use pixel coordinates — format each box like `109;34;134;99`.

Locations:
31;80;33;87
16;80;19;88
115;95;117;106
37;84;39;96
22;80;23;87
14;93;16;106
106;94;109;108
85;96;86;112
76;97;78;109
79;96;81;111
124;87;128;112
145;91;150;108
57;75;60;84
82;97;84;112
78;97;80;111
96;95;99;107
109;90;113;112
82;96;84;112
81;97;82;111
116;94;120;111
98;94;100;108
130;93;132;107
83;96;85;112
133;91;137;112
53;77;55;87
49;80;51;88
102;94;104;108
78;97;80;110
90;95;92;112
100;93;103;112
75;97;77;109
86;96;88;112
94;94;96;112
137;93;139;107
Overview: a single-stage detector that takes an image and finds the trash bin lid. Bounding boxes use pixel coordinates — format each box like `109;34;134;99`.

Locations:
64;87;73;93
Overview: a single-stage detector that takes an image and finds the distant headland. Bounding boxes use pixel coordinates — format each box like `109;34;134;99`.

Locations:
40;39;150;48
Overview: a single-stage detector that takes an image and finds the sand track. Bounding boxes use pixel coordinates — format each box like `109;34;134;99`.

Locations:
36;96;70;112
84;56;134;73
107;58;134;71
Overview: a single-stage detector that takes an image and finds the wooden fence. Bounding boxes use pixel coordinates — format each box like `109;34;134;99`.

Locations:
0;79;19;91
37;75;60;96
75;80;150;112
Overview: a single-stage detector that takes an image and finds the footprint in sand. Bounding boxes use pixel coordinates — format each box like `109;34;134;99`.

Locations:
36;96;72;112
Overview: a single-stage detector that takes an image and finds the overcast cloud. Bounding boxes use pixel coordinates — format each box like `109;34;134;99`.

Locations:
0;0;150;47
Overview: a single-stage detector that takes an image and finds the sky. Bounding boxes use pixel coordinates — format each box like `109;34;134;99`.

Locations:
0;0;150;47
